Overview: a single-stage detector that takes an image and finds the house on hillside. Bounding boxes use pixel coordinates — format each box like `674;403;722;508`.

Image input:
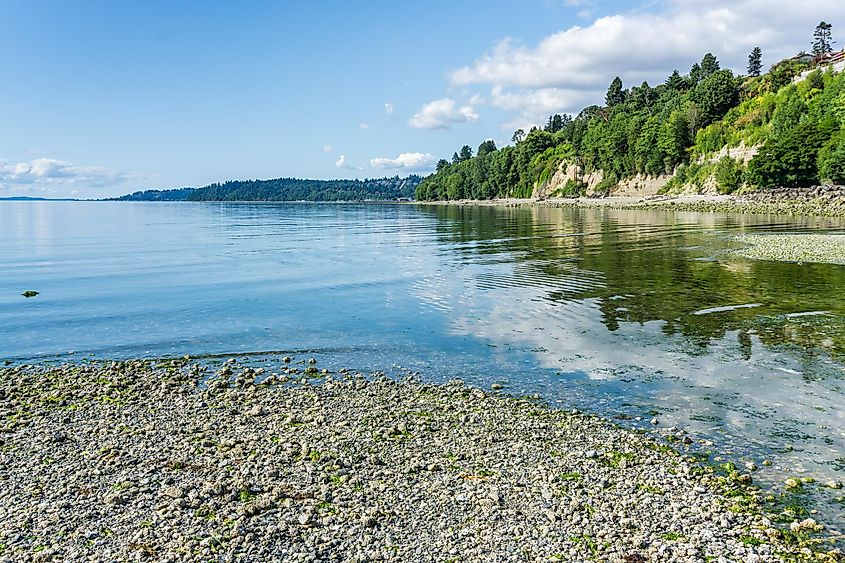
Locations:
790;52;815;64
814;49;845;65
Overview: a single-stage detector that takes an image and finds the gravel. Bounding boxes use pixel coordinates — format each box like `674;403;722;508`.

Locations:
732;234;845;265
0;359;841;562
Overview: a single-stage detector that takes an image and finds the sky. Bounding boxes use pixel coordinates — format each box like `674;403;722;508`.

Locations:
1;0;843;198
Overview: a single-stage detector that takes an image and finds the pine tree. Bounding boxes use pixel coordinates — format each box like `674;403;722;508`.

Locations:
459;145;473;162
700;53;721;79
747;47;762;77
665;70;686;91
813;21;833;55
689;63;702;84
605;77;625;107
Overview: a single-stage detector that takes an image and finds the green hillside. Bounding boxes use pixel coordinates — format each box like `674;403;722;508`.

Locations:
416;51;845;201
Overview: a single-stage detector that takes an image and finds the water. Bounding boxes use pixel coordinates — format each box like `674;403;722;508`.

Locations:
2;201;844;526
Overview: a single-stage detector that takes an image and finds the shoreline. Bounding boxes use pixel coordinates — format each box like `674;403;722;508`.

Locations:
415;190;845;218
1;359;842;562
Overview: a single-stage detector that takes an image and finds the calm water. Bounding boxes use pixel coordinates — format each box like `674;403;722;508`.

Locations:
2;201;844;525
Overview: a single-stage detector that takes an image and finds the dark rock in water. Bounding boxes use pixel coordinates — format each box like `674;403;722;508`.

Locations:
21;291;39;298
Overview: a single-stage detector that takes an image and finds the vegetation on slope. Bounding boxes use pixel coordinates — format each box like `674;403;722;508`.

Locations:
114;176;421;202
417;36;845;201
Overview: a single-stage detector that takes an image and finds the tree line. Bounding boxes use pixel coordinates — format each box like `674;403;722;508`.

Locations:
112;176;422;202
417;23;844;201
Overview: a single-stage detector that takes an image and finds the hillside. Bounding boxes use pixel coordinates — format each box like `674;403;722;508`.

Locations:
113;176;421;202
415;51;845;201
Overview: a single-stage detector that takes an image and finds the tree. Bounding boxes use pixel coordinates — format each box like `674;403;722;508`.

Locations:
747;47;762;77
436;159;449;172
511;129;526;144
545;113;572;133
477;139;497;157
459;145;473;161
747;120;831;188
689;63;702;85
813;21;833;55
692;69;737;126
451;152;460;165
819;134;845;184
700;53;721;79
665;70;686;91
605;76;625;107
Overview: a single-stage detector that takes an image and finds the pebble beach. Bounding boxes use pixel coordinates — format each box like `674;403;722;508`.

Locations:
1;359;842;562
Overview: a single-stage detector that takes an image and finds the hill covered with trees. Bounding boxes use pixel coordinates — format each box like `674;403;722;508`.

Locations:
416;26;845;201
114;176;421;202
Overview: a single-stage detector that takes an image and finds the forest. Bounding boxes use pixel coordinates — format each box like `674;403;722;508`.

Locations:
416;30;845;201
113;176;421;202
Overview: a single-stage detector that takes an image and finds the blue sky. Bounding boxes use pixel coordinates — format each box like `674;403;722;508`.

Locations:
1;0;842;197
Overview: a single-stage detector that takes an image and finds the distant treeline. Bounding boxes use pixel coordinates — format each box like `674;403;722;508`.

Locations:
112;176;422;202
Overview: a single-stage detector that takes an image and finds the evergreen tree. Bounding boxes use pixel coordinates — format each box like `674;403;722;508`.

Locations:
747;47;763;77
700;53;721;79
436;159;449;172
459;145;473;161
689;63;702;84
452;152;461;165
605;77;625;107
477;139;497;157
665;70;686;91
511;129;526;144
813;21;833;55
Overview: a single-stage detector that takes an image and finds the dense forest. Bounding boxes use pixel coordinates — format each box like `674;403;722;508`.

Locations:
416;25;845;201
113;176;421;202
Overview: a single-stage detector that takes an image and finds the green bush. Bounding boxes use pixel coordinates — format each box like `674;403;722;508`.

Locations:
819;133;845;184
714;156;744;193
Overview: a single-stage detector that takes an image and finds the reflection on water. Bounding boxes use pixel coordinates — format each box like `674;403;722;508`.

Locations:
1;201;844;527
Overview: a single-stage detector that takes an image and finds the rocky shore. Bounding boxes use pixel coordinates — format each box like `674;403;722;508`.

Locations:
420;185;845;218
1;359;842;562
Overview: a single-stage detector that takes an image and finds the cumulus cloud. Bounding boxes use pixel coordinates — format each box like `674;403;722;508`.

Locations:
384;102;394;115
408;98;480;129
370;152;436;171
450;0;845;125
335;155;349;168
322;145;334;153
0;157;126;192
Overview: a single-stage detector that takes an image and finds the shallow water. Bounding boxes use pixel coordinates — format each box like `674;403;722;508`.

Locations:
2;201;844;527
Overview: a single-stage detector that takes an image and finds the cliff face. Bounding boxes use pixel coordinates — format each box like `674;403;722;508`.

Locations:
533;161;672;199
534;140;762;200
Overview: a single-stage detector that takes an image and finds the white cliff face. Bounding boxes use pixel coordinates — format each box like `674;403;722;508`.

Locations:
533;160;672;199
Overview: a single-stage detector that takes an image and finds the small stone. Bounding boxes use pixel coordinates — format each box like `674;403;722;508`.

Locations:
491;383;503;390
246;405;266;417
785;478;801;490
308;358;317;364
825;480;843;489
744;461;758;472
650;418;659;425
297;512;312;526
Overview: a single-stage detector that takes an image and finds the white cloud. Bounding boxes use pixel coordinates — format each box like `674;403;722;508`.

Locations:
335;155;349;168
449;0;845;125
359;122;370;130
384;102;394;115
370;152;436;171
408;98;480;129
322;145;334;153
0;157;126;192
